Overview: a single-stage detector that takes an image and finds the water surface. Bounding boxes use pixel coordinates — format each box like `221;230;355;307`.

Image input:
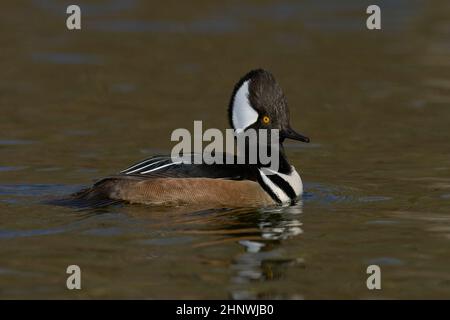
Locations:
1;0;450;299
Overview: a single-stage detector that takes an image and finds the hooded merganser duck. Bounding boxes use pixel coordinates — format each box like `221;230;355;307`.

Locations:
66;69;310;209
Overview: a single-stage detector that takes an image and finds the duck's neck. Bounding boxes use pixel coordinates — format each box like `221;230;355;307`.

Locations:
256;144;303;204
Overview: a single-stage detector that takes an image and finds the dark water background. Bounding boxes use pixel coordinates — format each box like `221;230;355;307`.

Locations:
1;0;450;298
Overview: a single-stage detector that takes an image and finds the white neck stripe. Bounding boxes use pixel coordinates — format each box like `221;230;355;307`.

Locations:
259;169;290;203
262;167;303;197
259;167;303;203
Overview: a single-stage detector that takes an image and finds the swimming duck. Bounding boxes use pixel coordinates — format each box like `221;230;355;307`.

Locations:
67;69;310;208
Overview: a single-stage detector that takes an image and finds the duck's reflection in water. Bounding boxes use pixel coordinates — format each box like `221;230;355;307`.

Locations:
229;202;305;299
120;200;306;299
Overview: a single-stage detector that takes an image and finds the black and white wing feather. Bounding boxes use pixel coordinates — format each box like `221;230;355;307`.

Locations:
120;156;181;175
120;154;259;180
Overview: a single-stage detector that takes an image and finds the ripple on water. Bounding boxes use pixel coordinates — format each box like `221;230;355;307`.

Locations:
367;257;404;266
35;167;62;172
303;183;357;205
358;196;392;202
88;18;241;34
0;140;34;146
141;236;194;246
0;184;81;197
0;166;28;172
0;227;68;239
31;52;102;65
82;227;124;237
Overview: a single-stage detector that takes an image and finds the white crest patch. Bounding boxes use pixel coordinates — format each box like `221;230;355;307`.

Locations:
231;80;258;133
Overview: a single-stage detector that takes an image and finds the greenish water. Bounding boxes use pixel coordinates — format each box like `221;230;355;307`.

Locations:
1;0;450;299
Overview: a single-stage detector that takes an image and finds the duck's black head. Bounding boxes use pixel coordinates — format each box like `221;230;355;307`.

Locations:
228;69;310;144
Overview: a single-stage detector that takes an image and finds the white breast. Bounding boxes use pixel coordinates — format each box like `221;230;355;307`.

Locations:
259;166;303;204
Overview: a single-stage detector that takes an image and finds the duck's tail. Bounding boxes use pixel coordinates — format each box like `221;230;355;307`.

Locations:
45;179;123;210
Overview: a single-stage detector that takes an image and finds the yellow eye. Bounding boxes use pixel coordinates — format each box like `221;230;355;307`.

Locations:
262;116;270;124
